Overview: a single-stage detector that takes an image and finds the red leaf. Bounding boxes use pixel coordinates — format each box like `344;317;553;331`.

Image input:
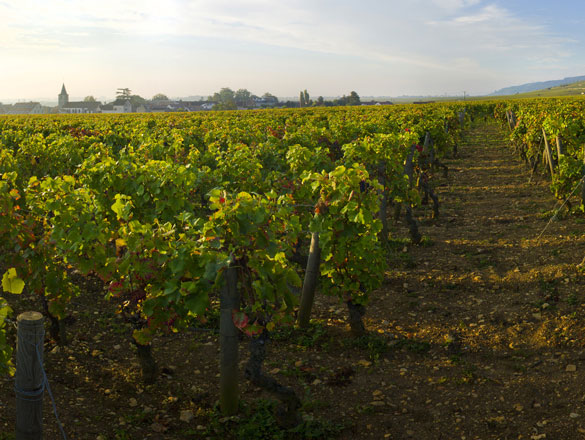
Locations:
232;310;249;329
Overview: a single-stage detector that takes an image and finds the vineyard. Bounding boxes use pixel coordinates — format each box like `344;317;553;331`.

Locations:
3;99;585;438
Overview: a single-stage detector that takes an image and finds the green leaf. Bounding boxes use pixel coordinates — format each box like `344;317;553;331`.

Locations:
185;292;208;316
111;194;132;221
132;329;153;345
2;268;24;294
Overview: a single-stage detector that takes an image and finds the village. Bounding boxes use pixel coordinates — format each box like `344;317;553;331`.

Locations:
0;85;224;115
0;85;391;115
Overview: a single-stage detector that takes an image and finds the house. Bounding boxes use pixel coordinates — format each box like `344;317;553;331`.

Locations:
361;100;394;106
61;101;102;114
101;99;132;114
5;102;44;114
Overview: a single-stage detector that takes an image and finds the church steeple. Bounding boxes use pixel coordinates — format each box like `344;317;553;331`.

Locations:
58;83;69;109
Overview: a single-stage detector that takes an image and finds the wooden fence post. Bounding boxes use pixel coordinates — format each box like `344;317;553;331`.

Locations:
220;263;239;416
15;311;44;440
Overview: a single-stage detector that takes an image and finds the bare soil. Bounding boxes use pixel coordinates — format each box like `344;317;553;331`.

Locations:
3;121;585;439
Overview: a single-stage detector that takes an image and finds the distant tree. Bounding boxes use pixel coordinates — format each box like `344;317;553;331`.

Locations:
116;88;132;101
303;90;310;106
315;96;324;106
130;95;147;108
84;96;96;102
152;93;169;101
211;88;237;110
234;89;255;108
348;91;361;106
261;92;278;104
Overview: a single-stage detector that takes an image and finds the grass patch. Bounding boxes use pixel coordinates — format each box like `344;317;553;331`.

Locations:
343;333;391;361
200;399;345;440
394;338;431;354
272;322;330;349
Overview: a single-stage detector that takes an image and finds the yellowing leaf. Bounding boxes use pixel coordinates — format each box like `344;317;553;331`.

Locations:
2;268;25;294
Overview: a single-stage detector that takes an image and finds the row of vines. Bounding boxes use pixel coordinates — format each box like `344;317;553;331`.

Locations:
493;97;585;209
0;103;465;421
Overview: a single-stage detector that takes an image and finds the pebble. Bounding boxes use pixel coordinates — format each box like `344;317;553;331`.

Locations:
151;422;165;432
180;410;194;422
129;398;137;407
570;413;580;419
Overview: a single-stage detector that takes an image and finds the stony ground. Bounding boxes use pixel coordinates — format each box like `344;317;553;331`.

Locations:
3;120;585;439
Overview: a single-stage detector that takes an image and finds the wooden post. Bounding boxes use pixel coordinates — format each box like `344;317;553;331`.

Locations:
297;232;321;328
542;128;556;177
556;136;565;158
220;263;239;415
458;110;465;129
581;146;585;206
403;145;422;244
377;161;389;247
509;111;517;129
15;311;44;440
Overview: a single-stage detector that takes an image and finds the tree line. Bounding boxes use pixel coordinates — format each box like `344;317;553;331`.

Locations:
82;88;363;111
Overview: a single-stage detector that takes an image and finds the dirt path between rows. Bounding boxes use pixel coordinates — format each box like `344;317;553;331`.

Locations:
350;120;585;439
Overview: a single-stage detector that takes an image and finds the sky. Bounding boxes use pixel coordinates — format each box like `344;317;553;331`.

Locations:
1;0;585;101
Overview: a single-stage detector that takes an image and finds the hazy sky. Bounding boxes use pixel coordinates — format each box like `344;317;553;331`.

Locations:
1;0;584;101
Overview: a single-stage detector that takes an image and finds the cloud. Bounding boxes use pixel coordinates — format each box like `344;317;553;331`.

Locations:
431;0;481;11
0;0;579;96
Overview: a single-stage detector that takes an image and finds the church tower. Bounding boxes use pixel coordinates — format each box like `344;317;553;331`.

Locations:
58;84;69;109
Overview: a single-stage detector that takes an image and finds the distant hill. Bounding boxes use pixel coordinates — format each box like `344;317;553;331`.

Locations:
507;80;585;98
490;76;585;96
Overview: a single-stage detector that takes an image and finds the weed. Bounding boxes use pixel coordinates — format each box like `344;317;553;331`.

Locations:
394;338;431;354
355;404;375;415
204;399;344;440
272;322;329;349
398;252;417;269
344;333;390;361
420;236;434;247
115;429;132;440
476;257;491;269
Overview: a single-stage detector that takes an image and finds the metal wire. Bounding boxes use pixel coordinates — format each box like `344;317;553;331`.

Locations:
536;175;585;243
